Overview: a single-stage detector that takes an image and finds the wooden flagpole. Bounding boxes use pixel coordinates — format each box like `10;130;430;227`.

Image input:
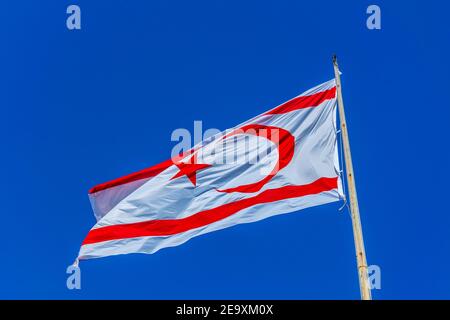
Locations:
332;55;372;300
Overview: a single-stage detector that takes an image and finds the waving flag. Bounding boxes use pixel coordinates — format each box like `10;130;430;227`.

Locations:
78;79;343;260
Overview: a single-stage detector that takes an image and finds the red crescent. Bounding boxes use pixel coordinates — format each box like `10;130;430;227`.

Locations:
216;124;295;193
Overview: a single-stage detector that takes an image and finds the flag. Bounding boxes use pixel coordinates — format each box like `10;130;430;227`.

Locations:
78;79;343;260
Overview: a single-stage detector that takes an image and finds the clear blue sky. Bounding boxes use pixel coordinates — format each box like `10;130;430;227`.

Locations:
2;1;449;299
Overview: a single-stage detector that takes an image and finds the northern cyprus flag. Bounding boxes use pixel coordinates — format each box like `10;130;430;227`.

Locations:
78;79;343;260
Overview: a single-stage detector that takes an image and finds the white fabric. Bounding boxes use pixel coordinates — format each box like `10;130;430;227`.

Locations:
79;79;343;260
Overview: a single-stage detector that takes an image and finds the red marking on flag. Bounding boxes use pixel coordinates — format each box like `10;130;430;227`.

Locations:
82;177;338;245
265;87;336;115
88;159;174;194
170;153;212;186
216;124;295;193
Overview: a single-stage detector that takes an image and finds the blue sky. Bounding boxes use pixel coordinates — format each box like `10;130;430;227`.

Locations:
1;1;449;299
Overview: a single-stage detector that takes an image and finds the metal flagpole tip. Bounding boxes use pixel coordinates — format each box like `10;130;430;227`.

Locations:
332;54;338;64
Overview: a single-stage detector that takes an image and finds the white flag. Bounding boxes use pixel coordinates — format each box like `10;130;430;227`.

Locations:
79;79;343;260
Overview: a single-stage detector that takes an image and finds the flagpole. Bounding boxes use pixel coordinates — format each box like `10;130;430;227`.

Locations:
332;55;372;300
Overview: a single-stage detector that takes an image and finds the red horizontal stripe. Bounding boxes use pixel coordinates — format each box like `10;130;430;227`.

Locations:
82;177;338;245
88;159;174;194
265;87;336;115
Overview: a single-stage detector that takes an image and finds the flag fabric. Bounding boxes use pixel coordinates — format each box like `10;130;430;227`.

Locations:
78;79;343;260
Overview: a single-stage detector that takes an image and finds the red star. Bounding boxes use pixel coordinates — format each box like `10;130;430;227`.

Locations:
170;154;211;186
